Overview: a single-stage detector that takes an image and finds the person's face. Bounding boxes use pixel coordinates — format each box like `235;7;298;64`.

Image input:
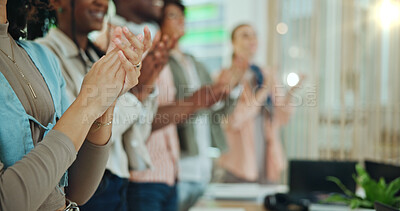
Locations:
58;0;108;34
161;4;185;40
119;0;163;22
232;25;258;59
74;0;108;33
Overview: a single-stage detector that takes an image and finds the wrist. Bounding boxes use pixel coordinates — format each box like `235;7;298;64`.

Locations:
86;101;115;145
97;102;115;122
70;95;99;124
130;84;154;101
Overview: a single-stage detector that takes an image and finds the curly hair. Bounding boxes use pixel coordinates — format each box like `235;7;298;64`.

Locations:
7;0;51;40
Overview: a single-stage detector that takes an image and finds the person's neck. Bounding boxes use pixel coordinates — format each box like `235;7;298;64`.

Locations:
173;45;181;53
58;24;89;50
235;52;253;62
0;4;7;24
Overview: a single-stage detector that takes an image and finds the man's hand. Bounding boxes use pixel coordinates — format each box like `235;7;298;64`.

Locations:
185;84;230;110
131;33;180;101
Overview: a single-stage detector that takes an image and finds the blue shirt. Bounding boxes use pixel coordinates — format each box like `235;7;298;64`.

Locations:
0;40;70;186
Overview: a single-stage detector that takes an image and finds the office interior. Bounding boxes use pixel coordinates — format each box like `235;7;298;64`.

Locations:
2;0;400;210
177;0;400;210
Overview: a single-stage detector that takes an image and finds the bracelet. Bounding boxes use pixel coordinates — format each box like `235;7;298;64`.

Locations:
94;120;113;127
92;120;113;132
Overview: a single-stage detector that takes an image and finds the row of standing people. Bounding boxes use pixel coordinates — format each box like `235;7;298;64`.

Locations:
0;0;301;210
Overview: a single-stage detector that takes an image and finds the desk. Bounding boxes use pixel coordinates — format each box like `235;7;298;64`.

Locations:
190;183;287;211
192;199;266;211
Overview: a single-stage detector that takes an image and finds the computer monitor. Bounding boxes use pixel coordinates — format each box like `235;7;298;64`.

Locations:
289;160;357;194
365;160;400;184
375;202;399;211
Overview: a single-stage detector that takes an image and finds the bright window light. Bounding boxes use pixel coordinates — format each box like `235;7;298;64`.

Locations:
378;0;400;29
276;22;288;35
287;72;300;87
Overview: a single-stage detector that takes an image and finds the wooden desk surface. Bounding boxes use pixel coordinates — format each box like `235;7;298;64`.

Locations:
194;199;266;211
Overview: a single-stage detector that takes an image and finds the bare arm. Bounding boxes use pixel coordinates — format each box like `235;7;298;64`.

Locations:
152;101;197;131
152;84;229;131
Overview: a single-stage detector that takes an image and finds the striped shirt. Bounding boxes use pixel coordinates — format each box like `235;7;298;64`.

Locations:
130;65;180;186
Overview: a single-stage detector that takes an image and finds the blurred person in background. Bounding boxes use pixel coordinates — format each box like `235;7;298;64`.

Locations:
111;0;164;39
96;0;173;104
34;0;154;210
218;24;304;184
157;1;245;210
126;1;244;210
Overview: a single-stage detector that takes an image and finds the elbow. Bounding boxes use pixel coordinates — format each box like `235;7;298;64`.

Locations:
76;198;91;206
65;185;98;206
68;193;92;206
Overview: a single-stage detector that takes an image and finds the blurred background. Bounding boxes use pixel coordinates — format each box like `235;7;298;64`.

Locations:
171;0;400;185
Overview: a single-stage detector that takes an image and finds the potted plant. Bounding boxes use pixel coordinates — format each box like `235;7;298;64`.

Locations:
324;164;400;210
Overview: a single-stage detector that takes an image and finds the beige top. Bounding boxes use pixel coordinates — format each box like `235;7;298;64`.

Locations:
0;23;111;211
219;71;290;182
37;28;158;177
0;22;54;144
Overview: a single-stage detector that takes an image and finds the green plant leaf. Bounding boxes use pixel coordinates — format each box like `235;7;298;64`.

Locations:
327;176;357;197
378;177;387;189
387;177;400;197
349;198;374;209
350;199;361;209
327;164;400;208
323;193;351;204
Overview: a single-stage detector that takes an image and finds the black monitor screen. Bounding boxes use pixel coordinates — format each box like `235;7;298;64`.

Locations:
289;160;357;194
365;160;400;184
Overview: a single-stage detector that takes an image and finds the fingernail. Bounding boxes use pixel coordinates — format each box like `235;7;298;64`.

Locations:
118;50;124;58
114;38;121;44
123;27;129;33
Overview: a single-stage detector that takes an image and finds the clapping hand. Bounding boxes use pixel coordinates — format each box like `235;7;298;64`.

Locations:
131;33;180;101
78;26;151;118
108;26;152;95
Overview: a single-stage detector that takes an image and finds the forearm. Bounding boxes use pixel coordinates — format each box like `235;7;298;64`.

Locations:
0;5;6;25
255;86;270;104
0;130;76;211
213;85;242;116
152;102;197;131
53;96;98;151
130;84;155;102
65;139;111;205
229;88;269;129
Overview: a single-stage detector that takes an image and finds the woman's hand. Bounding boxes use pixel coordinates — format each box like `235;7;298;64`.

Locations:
111;26;152;95
77;49;126;120
55;49;126;151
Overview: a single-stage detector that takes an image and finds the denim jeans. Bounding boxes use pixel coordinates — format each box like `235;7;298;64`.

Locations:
178;181;207;211
127;182;178;211
79;170;129;211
